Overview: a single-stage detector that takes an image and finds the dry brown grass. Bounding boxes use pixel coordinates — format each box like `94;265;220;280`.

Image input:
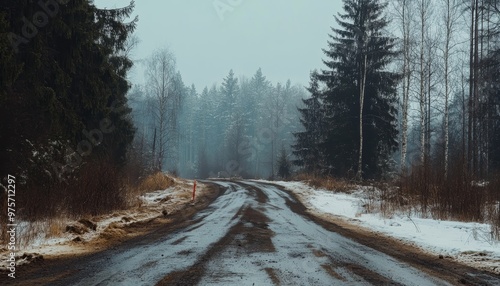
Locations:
178;190;193;200
0;166;180;247
488;175;500;239
47;219;66;237
137;172;175;193
15;218;67;248
124;172;178;208
99;222;127;241
293;173;353;193
387;164;500;240
294;169;500;241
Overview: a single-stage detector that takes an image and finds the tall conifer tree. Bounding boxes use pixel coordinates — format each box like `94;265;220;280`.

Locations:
293;71;324;173
318;0;399;179
0;0;137;181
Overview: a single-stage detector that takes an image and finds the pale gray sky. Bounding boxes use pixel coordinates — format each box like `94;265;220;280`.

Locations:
95;0;343;90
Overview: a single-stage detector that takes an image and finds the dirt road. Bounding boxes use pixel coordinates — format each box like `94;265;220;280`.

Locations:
3;181;500;285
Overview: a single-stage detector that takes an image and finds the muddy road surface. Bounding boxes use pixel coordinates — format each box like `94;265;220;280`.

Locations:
3;181;500;285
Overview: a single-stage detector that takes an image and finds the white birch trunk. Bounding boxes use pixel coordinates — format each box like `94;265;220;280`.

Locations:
419;0;427;165
400;0;412;173
357;54;368;181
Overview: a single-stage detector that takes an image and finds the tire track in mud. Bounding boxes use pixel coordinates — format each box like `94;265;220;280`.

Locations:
156;203;276;285
159;181;424;285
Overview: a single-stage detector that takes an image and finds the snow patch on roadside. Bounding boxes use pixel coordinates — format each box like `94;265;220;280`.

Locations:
0;178;203;271
261;180;500;275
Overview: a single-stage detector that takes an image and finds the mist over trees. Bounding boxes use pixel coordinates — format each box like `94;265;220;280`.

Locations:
129;66;305;179
2;0;500;184
128;0;500;183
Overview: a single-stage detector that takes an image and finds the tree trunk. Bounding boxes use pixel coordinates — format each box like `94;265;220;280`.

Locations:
419;0;426;165
152;128;157;170
427;46;432;164
400;0;411;174
357;54;367;181
444;46;450;178
443;0;454;179
473;0;480;177
468;0;475;175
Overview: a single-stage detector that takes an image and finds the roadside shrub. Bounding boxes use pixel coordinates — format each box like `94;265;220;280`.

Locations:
395;161;498;240
293;173;352;192
138;172;175;193
65;160;126;218
489;173;500;240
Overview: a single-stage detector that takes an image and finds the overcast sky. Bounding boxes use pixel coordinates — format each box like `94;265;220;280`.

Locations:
94;0;343;91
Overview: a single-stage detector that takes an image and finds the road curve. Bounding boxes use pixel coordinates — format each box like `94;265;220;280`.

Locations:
4;181;500;285
173;181;448;286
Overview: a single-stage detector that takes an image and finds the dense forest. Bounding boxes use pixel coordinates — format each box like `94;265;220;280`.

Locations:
0;0;138;218
294;0;500;183
0;0;499;230
128;63;305;179
129;56;306;178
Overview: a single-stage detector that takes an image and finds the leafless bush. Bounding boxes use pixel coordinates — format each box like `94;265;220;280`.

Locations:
293;173;353;193
389;161;498;239
489;174;500;240
64;160;127;218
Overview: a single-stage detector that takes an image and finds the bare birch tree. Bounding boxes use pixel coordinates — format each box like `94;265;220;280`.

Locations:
441;0;460;177
417;0;432;165
146;49;179;171
393;0;414;173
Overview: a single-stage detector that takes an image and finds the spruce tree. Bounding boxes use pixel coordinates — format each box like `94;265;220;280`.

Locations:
292;71;324;173
220;69;239;116
318;0;399;179
0;0;137;208
220;69;242;163
0;0;139;224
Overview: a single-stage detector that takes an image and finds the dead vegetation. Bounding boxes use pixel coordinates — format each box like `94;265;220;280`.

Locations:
137;172;175;194
394;164;500;240
295;169;500;240
293;173;353;193
125;172;177;207
0;171;180;248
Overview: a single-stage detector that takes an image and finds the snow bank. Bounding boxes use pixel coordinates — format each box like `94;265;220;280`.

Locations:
266;180;500;274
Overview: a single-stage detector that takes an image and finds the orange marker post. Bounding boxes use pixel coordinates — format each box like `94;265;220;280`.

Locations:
192;180;197;201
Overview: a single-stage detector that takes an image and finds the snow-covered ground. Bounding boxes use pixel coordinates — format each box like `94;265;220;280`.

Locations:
0;177;203;270
264;180;500;275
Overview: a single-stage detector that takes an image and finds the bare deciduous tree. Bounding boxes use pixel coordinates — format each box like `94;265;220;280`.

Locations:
145;49;180;171
441;0;460;177
417;0;432;165
393;0;414;173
